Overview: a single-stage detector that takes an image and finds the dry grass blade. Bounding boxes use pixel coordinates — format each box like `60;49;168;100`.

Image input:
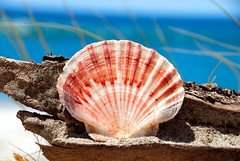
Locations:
0;21;104;41
195;40;240;68
210;75;217;84
22;0;50;54
194;40;240;89
208;60;223;83
33;22;105;41
8;142;36;161
122;0;149;46
170;26;240;51
210;0;240;27
11;153;29;161
163;47;240;56
92;10;126;40
32;133;41;161
0;8;31;61
61;0;86;47
1;24;23;58
152;17;179;71
152;18;169;49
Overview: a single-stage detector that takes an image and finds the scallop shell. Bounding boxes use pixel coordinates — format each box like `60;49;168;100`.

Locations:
57;40;184;141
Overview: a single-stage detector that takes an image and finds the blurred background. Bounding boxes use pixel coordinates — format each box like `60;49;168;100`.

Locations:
0;0;239;160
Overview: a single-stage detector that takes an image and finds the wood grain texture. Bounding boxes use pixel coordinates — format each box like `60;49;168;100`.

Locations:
0;56;239;161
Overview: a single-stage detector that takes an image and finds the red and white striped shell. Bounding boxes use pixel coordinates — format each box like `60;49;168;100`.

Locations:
57;40;184;141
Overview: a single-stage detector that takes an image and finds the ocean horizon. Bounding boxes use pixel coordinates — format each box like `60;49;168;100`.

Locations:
0;10;239;92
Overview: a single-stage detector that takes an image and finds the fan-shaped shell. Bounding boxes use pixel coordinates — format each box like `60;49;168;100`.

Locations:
57;40;184;141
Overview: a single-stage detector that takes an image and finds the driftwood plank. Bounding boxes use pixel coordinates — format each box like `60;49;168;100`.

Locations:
0;56;239;161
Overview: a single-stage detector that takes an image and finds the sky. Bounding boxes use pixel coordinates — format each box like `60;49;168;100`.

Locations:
1;0;240;18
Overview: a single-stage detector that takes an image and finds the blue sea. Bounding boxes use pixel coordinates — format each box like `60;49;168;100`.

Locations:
0;10;239;98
